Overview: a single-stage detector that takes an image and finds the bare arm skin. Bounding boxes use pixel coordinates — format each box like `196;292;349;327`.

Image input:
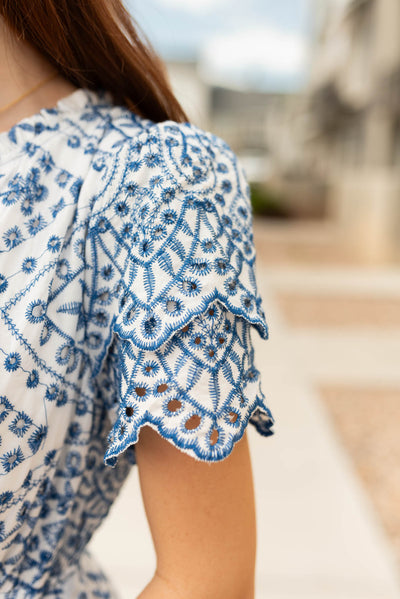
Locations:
135;427;257;599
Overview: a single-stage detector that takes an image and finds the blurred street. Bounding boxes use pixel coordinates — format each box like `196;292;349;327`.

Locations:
89;218;400;599
251;218;400;599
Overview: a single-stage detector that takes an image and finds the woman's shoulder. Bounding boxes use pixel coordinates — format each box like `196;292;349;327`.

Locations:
84;90;268;353
90;89;246;196
88;88;254;237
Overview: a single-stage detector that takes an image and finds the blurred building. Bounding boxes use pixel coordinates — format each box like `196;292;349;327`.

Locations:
210;87;303;181
308;0;400;262
210;87;326;218
166;59;323;217
165;59;212;130
166;59;305;181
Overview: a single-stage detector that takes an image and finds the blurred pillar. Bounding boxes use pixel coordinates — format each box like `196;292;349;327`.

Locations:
364;106;392;168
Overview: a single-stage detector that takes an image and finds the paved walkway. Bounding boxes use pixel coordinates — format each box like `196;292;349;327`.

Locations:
88;221;400;599
249;264;400;599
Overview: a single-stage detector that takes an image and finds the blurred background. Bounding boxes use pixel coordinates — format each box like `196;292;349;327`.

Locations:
89;1;400;597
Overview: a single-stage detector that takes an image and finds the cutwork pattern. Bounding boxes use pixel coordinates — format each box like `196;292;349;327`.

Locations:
0;87;274;597
106;300;273;465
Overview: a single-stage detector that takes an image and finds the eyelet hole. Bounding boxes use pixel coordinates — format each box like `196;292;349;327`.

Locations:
125;406;134;417
167;399;182;412
229;411;238;423
166;300;178;313
185;414;201;430
126;308;135;320
210;428;219;445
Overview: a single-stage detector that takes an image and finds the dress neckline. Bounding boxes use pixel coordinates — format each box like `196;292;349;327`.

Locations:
0;87;105;164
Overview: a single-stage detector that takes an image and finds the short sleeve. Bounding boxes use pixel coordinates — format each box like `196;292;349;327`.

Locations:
96;120;275;464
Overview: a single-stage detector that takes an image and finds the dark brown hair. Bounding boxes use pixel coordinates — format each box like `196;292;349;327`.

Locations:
0;0;189;123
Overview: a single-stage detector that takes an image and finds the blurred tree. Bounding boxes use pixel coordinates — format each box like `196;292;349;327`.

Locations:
249;183;290;218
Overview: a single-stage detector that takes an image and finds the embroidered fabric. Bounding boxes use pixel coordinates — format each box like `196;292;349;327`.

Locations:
105;301;274;465
0;86;275;597
91;117;275;464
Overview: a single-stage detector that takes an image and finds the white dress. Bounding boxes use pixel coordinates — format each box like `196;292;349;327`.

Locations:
0;87;275;597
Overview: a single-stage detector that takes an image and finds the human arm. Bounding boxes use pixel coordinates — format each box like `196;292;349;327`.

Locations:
95;119;276;596
135;427;256;599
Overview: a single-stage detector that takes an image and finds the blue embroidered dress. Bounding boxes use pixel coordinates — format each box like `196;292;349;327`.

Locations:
0;87;275;597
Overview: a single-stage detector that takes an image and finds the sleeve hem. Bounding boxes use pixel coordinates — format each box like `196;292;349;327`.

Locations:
103;395;275;467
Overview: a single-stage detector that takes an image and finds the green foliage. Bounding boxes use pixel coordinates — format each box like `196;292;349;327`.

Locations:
249;183;289;218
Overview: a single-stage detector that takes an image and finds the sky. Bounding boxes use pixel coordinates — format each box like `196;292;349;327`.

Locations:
127;0;312;92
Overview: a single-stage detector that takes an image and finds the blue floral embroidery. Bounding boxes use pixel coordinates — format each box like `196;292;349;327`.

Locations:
9;412;32;437
0;87;274;597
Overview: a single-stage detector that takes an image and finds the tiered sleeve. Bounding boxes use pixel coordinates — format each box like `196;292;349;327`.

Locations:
99;120;275;465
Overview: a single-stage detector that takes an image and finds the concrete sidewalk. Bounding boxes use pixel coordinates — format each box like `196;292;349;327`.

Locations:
88;260;400;599
250;266;400;599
